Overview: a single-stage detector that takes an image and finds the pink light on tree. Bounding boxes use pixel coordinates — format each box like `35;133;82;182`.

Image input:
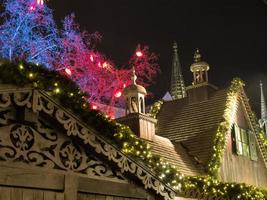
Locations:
128;45;160;88
65;68;72;76
37;0;44;5
136;51;143;57
0;0;160;117
91;105;97;110
114;91;122;98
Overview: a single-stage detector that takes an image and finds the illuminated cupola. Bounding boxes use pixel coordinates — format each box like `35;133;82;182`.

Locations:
190;49;210;85
187;49;217;103
117;68;156;141
123;68;147;114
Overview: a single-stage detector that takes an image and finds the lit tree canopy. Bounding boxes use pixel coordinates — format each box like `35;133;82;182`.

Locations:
0;0;58;68
0;0;160;115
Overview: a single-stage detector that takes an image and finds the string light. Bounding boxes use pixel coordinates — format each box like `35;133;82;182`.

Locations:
0;61;265;200
28;72;34;79
37;0;44;5
114;91;122;98
19;64;24;70
29;5;35;11
136;51;143;57
54;88;60;94
90;54;94;62
65;68;72;76
103;62;108;68
92;105;97;110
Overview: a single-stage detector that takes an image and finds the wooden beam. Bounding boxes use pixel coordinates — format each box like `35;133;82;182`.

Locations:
64;174;78;200
0;165;64;191
78;177;148;199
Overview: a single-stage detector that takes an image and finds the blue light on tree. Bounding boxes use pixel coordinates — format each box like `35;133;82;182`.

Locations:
0;0;59;68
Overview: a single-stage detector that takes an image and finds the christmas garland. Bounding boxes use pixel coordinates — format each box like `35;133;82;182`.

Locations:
149;100;163;118
0;61;266;200
207;78;244;177
0;60;183;189
259;130;267;149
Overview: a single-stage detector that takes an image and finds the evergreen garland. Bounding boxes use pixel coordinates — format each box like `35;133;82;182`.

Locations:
0;60;266;200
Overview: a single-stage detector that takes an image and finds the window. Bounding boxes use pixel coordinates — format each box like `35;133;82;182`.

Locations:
233;124;257;160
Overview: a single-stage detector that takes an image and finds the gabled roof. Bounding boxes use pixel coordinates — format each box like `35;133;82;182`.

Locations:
156;83;267;172
157;88;228;166
0;85;176;200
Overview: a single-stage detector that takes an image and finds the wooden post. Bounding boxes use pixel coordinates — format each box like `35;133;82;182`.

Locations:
64;173;78;200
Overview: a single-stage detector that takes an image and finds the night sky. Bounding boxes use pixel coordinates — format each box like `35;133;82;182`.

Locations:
50;0;267;114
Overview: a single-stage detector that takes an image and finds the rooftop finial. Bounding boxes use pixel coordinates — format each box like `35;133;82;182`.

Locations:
173;42;178;52
131;67;137;85
193;48;201;62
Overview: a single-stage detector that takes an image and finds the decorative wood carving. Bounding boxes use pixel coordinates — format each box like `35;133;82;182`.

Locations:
0;88;176;200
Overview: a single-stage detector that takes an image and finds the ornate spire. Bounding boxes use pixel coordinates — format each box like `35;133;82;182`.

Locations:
259;81;267;136
260;81;267;120
193;48;201;62
170;42;186;100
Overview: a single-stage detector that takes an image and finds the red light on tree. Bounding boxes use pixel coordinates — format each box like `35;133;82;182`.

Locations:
90;55;94;62
136;51;143;57
29;5;35;10
92;105;97;110
103;62;108;68
65;68;72;76
37;0;44;5
114;91;122;98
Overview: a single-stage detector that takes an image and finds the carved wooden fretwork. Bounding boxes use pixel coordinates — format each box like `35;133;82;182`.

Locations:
0;88;176;200
0;122;126;181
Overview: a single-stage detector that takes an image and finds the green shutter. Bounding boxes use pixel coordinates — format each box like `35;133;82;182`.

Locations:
248;131;258;161
234;124;242;155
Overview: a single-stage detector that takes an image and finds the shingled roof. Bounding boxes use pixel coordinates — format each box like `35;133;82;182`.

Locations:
148;135;202;176
156;88;228;167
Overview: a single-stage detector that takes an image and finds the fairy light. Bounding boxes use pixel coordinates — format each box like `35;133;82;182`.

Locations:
2;63;265;200
54;88;60;94
114;91;122;98
103;62;108;68
28;72;34;79
29;5;35;11
37;0;44;5
136;51;143;57
65;68;72;76
19;64;24;70
90;54;94;62
92;105;97;110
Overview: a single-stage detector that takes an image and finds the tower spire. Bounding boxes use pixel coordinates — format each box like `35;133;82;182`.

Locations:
259;81;267;136
260;81;267;120
170;42;186;100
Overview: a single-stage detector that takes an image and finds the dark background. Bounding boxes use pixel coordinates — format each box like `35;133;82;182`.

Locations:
49;0;267;115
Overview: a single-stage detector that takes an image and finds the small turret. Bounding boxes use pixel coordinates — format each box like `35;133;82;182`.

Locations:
123;68;146;114
117;67;157;141
190;49;210;85
186;49;217;103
